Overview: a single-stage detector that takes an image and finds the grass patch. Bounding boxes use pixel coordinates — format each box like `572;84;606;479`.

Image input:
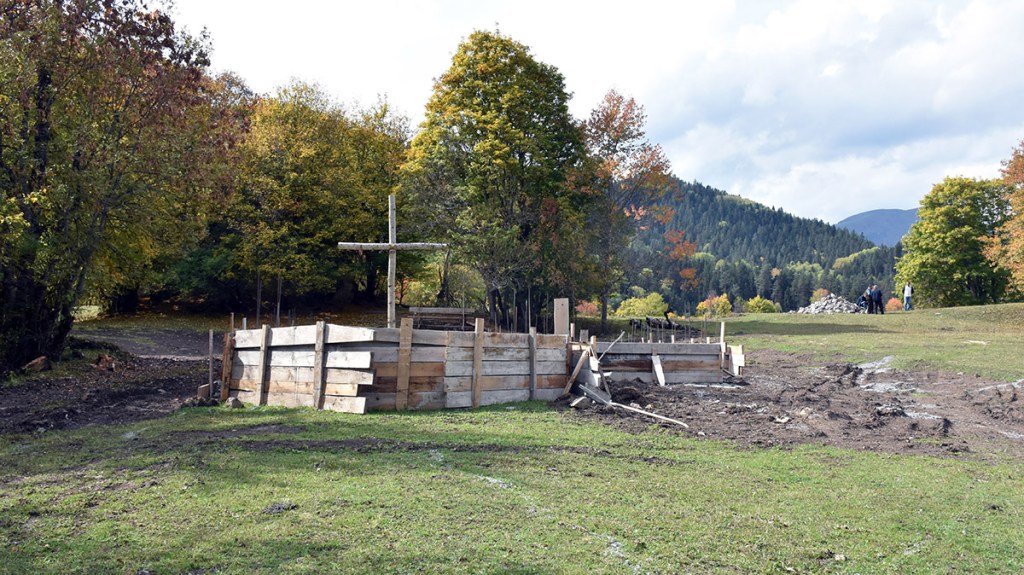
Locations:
727;303;1024;381
2;404;1022;574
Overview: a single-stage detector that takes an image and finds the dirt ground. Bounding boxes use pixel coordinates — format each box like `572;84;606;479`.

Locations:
568;349;1024;458
3;329;1022;459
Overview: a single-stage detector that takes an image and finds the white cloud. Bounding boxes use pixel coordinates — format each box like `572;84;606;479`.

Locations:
171;0;1024;223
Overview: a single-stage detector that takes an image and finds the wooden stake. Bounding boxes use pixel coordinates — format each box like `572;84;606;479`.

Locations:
312;321;327;410
472;318;484;407
396;317;413;411
256;324;271;405
219;333;234;402
528;326;537;400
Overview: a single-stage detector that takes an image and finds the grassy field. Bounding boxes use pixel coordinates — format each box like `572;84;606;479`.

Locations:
726;303;1024;382
2;304;1023;574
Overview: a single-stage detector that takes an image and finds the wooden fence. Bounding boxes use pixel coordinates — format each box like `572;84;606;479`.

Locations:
222;319;740;414
224;318;569;414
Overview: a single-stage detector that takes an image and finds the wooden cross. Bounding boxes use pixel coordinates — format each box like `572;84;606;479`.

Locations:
337;194;447;328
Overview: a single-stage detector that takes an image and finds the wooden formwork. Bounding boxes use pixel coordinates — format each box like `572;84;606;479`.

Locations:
225;318;569;413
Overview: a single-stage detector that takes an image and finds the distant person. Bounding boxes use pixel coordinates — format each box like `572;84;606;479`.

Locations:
903;282;913;311
865;285;876;314
871;284;884;314
856;292;868;312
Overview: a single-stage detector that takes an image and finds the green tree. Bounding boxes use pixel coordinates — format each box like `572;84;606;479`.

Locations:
402;30;585;329
228;82;410;317
0;0;223;372
896;177;1009;307
615;292;669;318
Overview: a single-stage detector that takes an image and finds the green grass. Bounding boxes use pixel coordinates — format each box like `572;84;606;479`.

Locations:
2;404;1022;574
725;303;1024;381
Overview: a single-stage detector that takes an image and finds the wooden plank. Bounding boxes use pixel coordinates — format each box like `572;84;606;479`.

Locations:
528;327;537;400
554;298;569;335
409;306;475;315
395;317;413;411
447;389;531;408
220;332;234;402
562;348;591;395
234;365;374;387
365;376;445;394
324;382;361;397
330;346;443;364
534;388;563;401
373;328;456;347
312;321;327;409
652;353;666;386
442;360;564;377
373;362;445;378
472;318;484;408
236;349;372;370
594;342;721;355
322;395;367;414
535;334;569;348
443;345;563;363
256;324;271;406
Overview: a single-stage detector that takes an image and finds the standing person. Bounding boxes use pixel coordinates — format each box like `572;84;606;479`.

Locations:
872;284;884;314
865;285;875;314
903;282;913;311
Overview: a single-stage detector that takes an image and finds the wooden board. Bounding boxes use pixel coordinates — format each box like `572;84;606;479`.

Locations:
594;342;721;355
322;395;367;414
362;391;446;411
443;360;566;378
446;389;531;408
236;349;372;370
234;324;377;348
233;365;374;388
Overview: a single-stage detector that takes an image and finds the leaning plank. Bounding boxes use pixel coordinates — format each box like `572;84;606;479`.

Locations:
220;332;234;401
652;354;667;387
561;348;591;395
528;327;537;400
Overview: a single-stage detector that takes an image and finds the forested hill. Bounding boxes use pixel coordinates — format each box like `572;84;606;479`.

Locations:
625;178;898;314
640;179;875;266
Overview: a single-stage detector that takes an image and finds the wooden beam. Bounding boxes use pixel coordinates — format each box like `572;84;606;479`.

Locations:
528;327;537;400
652;353;666;387
312;321;327;410
395;317;413;411
472;318;484;408
219;332;234;402
561;348;591;396
256;324;271;406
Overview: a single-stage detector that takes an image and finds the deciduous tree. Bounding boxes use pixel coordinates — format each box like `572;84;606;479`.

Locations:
985;139;1024;297
896;177;1009;307
0;0;224;372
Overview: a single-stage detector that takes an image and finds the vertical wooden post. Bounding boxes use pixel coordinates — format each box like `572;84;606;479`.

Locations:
528;327;537;400
387;194;397;329
396;317;413;411
208;329;214;390
220;332;234;402
554;298;569;335
312;321;327;410
472;318;484;408
720;321;727;370
579;329;588;344
256;324;271;405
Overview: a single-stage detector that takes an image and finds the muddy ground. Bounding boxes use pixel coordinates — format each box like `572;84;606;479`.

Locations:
2;329;1022;459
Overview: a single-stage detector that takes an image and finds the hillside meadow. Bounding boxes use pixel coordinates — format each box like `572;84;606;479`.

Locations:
1;305;1023;574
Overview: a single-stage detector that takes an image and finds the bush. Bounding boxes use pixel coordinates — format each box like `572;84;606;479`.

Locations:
696;293;732;318
745;295;778;313
885;297;903;313
575;300;599;316
615;292;669;318
811;288;830;303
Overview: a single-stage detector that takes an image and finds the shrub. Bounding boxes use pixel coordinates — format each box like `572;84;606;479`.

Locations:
885;297;903;313
575;300;599;316
696;293;732;318
811;288;830;303
615;292;669;318
745;295;778;313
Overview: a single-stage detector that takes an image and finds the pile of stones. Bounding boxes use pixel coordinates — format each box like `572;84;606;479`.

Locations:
795;293;862;314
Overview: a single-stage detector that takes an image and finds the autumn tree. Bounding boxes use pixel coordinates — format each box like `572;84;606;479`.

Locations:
985;139;1024;297
401;30;585;328
0;0;227;373
228;82;410;319
582;90;672;330
896;177;1009;307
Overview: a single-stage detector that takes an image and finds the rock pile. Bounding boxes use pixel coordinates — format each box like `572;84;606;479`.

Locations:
795;293;862;314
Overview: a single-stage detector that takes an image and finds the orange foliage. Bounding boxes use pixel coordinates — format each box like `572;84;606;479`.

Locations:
885;297;902;313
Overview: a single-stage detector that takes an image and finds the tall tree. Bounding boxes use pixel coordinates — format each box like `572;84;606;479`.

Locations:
896;177;1009;307
0;0;222;372
228;82;410;315
582;90;671;330
402;30;584;328
985;139;1024;297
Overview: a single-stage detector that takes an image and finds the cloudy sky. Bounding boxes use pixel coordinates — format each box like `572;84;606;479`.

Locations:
171;0;1024;224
